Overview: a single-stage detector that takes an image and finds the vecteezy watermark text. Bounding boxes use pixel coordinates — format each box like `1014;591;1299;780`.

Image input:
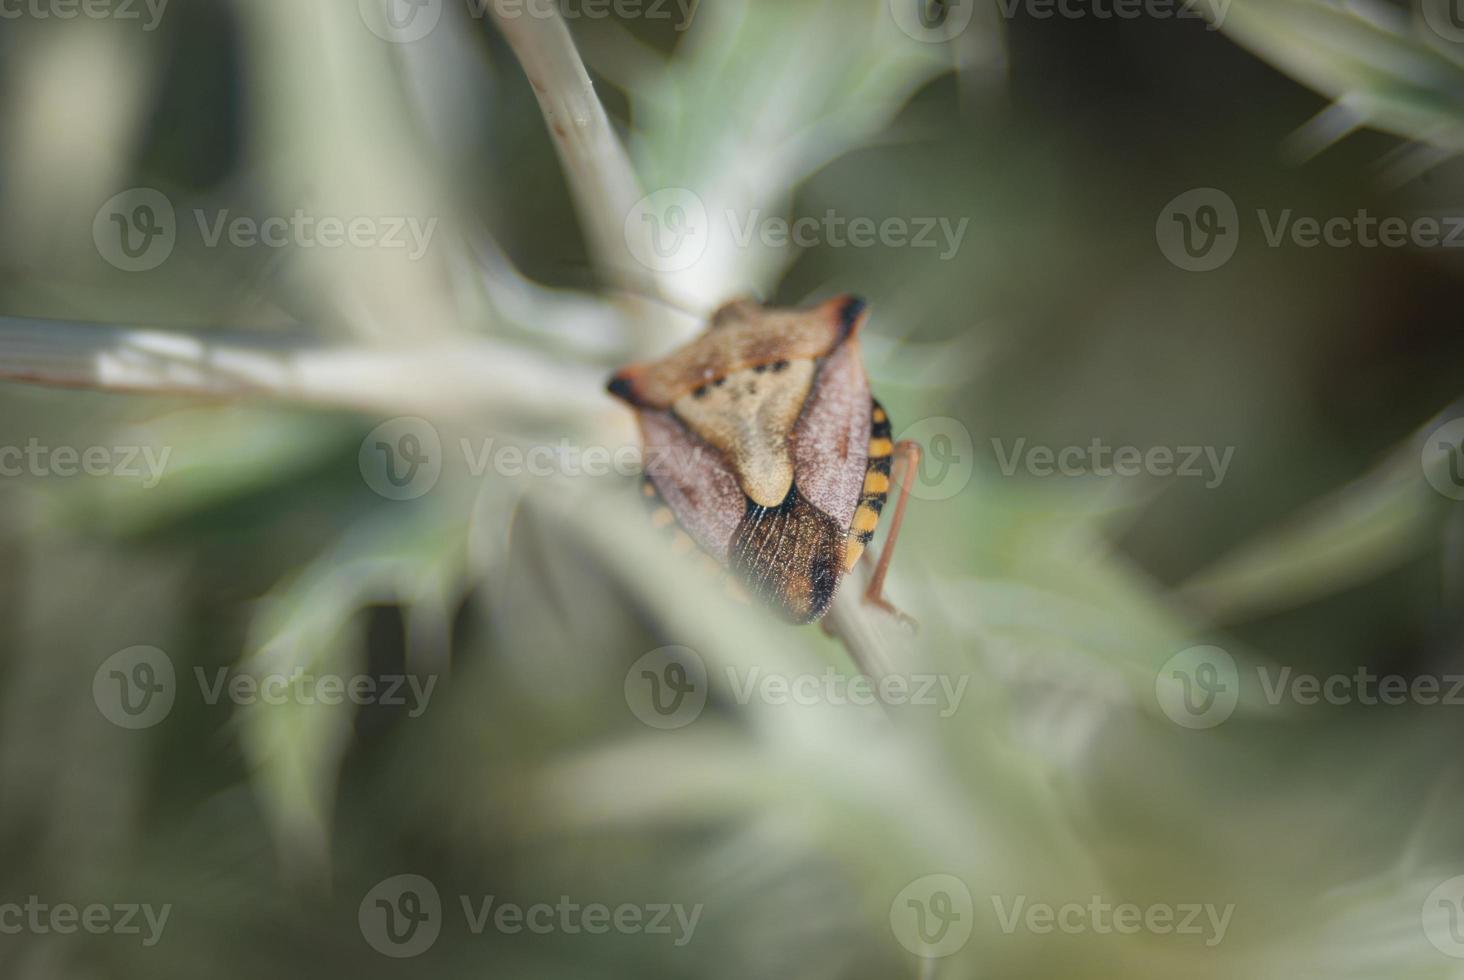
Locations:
0;0;169;29
623;647;970;730
889;0;1228;43
0;439;170;488
92;646;436;730
989;895;1234;946
1158;188;1464;272
724;666;969;718
992;437;1234;489
358;875;702;958
625;189;970;273
94;188;438;272
359;416;709;501
0;897;170;947
992;0;1227;28
887;874;1234;960
192;210;435;259
725;210;969;260
1156;644;1464;729
358;0;699;44
1257;666;1464;708
194;667;436;717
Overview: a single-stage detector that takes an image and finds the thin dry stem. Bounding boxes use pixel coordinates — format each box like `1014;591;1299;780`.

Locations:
0;316;608;423
486;5;674;351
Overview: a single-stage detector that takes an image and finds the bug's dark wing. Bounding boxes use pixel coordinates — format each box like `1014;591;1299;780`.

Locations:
638;409;745;563
792;339;872;532
729;488;846;624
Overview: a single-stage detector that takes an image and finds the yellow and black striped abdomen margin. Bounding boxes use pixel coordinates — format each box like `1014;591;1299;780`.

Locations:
844;400;893;571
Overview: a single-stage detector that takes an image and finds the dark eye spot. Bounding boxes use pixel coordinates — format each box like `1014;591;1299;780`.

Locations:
713;377;727;388
692;385;709;399
771;360;790;373
837;296;868;337
753;363;769;374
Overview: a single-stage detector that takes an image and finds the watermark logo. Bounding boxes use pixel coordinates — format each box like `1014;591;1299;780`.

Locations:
360;417;443;501
625;646;707;730
890;874;974;959
360;874;443;958
93;646;176;730
1424;875;1464;958
889;0;977;43
1422;0;1464;44
359;0;442;42
1155;645;1239;729
1156;188;1239;272
1423;418;1464;502
93;188;176;273
893;417;975;502
625;188;709;274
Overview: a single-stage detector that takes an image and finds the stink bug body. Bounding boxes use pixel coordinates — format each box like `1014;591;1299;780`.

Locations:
607;295;920;625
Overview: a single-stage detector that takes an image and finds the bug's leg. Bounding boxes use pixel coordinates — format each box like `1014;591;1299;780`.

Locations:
862;440;921;628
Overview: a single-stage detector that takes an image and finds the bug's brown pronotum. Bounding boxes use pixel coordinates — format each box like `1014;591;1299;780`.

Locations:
607;295;920;625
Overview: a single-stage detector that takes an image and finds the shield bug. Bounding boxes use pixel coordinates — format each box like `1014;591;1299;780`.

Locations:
607;295;921;625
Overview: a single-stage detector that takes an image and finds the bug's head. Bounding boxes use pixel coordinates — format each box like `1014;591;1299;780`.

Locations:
605;294;869;409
